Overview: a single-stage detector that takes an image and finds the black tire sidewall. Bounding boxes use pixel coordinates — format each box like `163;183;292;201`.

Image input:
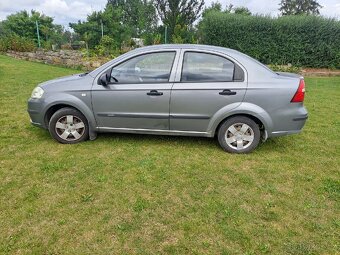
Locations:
48;108;89;144
218;116;260;154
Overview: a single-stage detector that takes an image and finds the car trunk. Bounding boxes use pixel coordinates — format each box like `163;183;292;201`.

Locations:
276;71;303;79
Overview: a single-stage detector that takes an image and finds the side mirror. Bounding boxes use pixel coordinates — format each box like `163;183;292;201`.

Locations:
99;73;109;86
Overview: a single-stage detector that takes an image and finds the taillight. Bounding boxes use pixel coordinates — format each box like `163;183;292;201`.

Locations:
291;79;305;103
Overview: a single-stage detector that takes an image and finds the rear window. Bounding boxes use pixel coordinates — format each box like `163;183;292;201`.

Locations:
181;52;244;82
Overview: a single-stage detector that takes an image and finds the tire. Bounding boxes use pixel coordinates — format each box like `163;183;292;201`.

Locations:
48;107;89;144
217;116;260;154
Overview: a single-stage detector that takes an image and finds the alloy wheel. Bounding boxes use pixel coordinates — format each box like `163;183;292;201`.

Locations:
225;123;254;150
55;115;85;141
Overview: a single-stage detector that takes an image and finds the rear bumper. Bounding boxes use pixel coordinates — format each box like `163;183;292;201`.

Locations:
292;114;308;121
270;129;303;137
268;106;308;138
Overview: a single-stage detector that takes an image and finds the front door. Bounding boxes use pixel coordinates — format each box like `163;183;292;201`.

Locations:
92;51;178;130
170;50;247;132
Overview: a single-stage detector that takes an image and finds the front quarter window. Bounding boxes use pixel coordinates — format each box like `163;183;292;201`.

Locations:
110;52;176;84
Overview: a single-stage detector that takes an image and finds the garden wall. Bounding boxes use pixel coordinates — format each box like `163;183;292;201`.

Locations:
5;50;107;70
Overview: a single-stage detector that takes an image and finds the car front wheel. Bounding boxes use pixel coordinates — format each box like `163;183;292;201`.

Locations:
218;116;260;153
49;108;89;144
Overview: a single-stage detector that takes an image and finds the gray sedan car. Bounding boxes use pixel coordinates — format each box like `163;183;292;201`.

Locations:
28;44;307;153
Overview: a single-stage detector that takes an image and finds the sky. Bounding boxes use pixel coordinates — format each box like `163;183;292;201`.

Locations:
0;0;339;29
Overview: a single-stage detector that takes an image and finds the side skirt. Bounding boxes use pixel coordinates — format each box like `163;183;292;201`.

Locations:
96;127;213;137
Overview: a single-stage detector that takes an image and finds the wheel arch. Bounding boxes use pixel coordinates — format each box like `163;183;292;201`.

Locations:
214;113;265;137
209;103;273;137
44;104;79;127
43;95;98;140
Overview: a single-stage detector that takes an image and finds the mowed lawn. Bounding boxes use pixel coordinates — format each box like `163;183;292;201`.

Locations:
0;54;339;255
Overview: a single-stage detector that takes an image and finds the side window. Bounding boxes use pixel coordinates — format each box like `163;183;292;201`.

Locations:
181;52;243;82
110;52;175;84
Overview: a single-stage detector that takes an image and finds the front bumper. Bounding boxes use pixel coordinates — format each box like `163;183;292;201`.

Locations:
27;98;46;129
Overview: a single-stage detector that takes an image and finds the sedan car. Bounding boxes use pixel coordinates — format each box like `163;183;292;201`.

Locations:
28;44;308;153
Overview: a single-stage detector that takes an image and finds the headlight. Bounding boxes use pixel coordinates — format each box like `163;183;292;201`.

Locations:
31;87;44;99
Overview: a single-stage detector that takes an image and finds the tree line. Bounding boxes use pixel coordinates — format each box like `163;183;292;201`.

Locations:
0;0;327;57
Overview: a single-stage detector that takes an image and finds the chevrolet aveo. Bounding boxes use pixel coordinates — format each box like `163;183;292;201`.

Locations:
28;44;308;153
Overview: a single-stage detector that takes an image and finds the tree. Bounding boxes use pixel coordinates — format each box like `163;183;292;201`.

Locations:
107;0;157;37
224;4;234;13
70;11;109;49
279;0;322;15
203;2;251;17
202;1;222;18
154;0;205;42
234;7;251;15
70;0;158;49
2;10;65;47
0;21;10;36
3;10;52;39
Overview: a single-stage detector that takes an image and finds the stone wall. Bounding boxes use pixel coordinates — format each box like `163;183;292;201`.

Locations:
5;50;107;70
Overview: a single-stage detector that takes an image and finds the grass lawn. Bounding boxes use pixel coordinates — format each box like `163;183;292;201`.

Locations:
0;55;339;255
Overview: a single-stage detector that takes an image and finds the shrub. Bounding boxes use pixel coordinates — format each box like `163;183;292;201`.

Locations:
0;35;35;52
0;39;8;52
268;64;301;73
94;35;117;57
199;13;340;68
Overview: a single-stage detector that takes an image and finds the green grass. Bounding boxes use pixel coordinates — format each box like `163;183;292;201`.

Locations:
0;55;339;254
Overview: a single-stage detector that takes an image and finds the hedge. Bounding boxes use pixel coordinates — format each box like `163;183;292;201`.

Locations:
199;13;340;68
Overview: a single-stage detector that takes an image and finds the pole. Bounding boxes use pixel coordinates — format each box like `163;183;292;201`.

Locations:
35;20;41;48
101;20;104;38
165;26;167;44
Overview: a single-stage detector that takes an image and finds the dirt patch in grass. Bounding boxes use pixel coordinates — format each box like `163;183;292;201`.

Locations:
301;68;340;77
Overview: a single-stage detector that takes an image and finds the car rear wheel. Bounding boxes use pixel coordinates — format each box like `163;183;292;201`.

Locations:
218;116;260;153
49;108;89;144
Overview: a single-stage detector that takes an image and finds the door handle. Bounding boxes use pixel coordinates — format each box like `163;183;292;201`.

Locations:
219;89;237;96
147;90;163;96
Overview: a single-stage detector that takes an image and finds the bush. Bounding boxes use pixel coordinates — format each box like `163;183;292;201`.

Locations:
94;35;118;57
0;35;35;52
199;13;340;68
268;64;301;73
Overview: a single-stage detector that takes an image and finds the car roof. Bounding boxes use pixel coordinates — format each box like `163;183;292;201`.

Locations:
132;44;239;55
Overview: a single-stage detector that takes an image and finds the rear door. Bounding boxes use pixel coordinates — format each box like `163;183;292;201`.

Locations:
169;50;247;132
92;50;179;130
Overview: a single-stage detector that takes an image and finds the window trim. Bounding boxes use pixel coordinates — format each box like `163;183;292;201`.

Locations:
101;51;177;85
179;51;245;83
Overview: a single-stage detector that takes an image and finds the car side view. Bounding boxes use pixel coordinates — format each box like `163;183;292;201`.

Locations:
28;44;308;153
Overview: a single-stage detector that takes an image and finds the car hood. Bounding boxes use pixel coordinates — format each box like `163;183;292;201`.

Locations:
39;73;84;87
39;73;94;92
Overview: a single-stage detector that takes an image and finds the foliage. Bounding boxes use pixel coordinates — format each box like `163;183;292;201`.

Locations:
1;10;66;48
202;1;222;18
0;55;339;254
234;7;251;15
70;0;158;49
108;0;158;37
279;0;322;15
154;0;204;42
200;13;340;68
0;34;35;52
203;2;251;17
153;33;162;44
172;24;186;43
95;35;118;57
268;64;301;73
0;21;10;37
